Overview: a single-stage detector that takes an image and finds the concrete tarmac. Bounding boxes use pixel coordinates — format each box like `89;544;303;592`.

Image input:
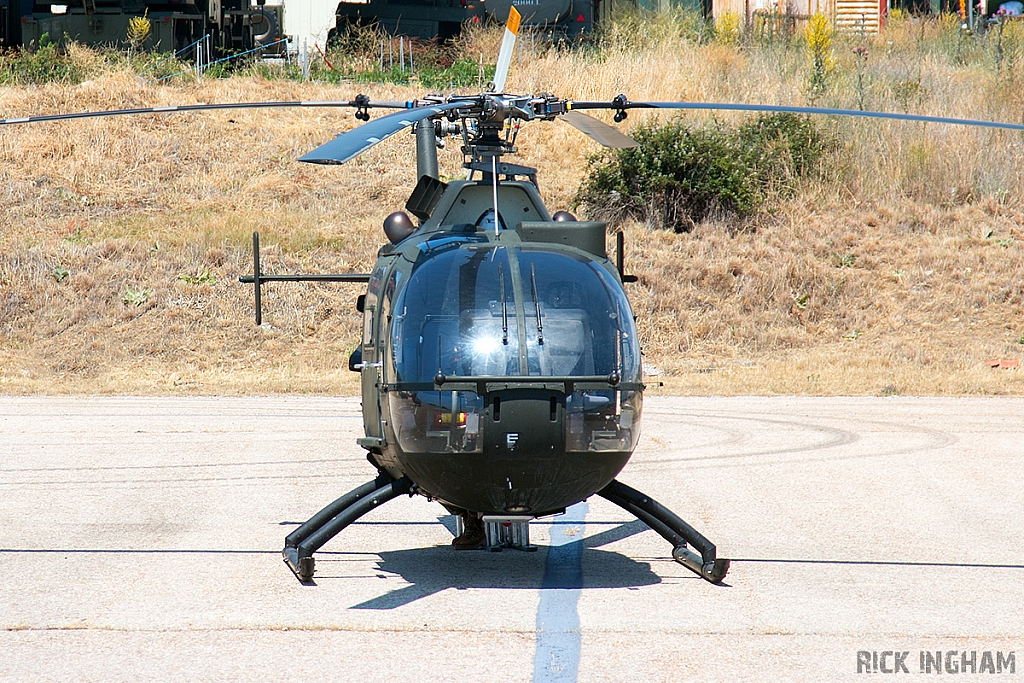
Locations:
1;396;1021;682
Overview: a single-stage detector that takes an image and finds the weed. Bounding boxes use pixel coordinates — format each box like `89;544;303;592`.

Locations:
419;58;494;89
852;45;869;110
350;64;411;85
122;285;151;307
50;266;69;282
64;225;89;245
892;78;926;112
715;11;741;46
832;253;857;268
842;329;864;340
0;34;87;85
126;10;151;52
804;13;834;104
177;269;215;285
597;6;711;50
879;384;900;396
1017;332;1024;344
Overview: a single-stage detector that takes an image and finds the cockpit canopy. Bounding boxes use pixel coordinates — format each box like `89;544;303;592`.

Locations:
389;243;640;383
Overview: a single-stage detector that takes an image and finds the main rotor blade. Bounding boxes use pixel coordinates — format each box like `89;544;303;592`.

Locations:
560;110;638;148
570;99;1024;133
491;6;521;93
0;100;411;127
298;102;465;165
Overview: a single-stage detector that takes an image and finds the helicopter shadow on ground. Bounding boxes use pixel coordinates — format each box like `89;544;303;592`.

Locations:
320;519;661;610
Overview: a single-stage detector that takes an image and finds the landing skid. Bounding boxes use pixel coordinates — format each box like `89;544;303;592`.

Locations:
283;472;413;582
282;475;727;585
597;479;730;584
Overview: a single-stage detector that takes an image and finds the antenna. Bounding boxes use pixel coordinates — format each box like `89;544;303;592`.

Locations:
491;155;500;237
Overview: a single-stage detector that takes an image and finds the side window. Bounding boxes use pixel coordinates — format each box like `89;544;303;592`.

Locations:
361;305;376;348
362;264;385;348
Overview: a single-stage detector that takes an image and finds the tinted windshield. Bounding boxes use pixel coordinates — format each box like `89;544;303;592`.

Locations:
517;248;640;381
389;245;640;383
391;246;518;382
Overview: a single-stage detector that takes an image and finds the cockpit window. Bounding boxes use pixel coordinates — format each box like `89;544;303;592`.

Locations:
389;244;640;383
517;248;640;382
391;246;519;382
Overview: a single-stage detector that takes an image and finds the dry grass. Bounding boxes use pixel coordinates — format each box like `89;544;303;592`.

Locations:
2;18;1024;395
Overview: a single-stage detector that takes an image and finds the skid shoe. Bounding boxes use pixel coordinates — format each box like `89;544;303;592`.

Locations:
597;479;730;584
283;473;412;582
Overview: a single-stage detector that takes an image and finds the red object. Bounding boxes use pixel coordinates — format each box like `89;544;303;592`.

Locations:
314;43;338;72
575;13;585;21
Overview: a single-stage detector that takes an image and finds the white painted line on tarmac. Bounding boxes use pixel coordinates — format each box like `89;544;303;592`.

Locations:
533;501;588;683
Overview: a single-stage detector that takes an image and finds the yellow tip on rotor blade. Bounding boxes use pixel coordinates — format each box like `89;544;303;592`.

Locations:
507;6;521;35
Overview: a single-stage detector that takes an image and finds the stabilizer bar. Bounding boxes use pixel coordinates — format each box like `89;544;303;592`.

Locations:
238;231;370;325
597;479;729;584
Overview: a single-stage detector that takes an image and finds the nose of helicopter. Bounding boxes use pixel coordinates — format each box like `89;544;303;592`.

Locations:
391;387;634;516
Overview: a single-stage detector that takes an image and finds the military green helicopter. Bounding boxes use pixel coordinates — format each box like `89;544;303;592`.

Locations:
253;10;736;585
7;7;1024;588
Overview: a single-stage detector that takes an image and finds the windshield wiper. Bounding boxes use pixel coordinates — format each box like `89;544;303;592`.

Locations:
530;264;543;345
499;266;509;345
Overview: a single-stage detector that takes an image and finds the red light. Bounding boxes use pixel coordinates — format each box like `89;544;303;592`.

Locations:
471;15;480;23
575;13;585;21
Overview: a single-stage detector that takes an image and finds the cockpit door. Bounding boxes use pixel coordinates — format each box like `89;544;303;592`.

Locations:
360;265;387;444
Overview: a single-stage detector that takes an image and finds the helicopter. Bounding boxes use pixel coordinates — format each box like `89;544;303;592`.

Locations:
6;7;1024;588
250;9;736;585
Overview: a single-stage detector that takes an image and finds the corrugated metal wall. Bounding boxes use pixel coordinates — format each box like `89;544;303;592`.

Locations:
709;0;881;32
834;0;881;31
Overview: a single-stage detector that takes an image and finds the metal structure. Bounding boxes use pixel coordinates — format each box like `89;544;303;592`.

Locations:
0;0;283;53
332;0;604;40
329;0;718;41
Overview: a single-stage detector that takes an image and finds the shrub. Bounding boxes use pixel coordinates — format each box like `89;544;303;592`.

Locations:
0;34;87;85
574;113;831;231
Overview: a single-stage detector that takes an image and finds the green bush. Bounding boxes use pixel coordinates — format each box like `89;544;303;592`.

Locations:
575;113;831;231
0;34;86;85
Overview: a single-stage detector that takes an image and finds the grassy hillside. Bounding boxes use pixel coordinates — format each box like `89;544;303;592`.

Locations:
1;15;1023;395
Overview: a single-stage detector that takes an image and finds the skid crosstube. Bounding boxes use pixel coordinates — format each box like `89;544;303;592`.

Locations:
597;479;730;584
283;473;413;582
